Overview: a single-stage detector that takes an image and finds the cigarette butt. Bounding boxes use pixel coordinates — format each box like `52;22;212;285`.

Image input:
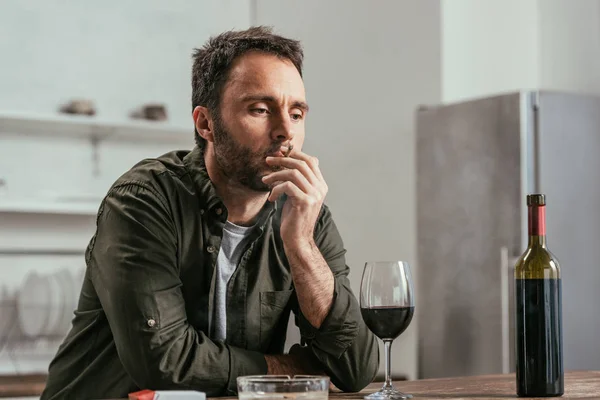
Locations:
284;144;294;157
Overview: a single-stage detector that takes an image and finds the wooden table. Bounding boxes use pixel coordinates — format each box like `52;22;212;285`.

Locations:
219;371;600;400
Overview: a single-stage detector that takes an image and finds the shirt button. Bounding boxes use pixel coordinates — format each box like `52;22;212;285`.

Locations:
207;245;216;253
147;319;156;328
215;208;223;215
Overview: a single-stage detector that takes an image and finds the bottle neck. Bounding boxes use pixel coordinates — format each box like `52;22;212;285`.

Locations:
528;204;547;247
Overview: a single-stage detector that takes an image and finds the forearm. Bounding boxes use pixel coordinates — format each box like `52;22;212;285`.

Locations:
285;239;335;329
282;205;379;392
264;345;322;376
293;275;380;392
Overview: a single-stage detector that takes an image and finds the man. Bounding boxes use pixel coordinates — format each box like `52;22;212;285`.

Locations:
41;26;379;399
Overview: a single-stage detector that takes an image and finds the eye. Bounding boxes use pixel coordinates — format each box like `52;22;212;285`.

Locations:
251;108;269;115
291;112;304;121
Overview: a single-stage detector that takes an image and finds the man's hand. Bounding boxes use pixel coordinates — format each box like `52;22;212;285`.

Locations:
262;150;328;249
265;345;339;391
262;150;334;329
265;344;322;376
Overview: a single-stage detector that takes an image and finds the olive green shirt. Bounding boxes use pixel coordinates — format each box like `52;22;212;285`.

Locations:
41;147;379;399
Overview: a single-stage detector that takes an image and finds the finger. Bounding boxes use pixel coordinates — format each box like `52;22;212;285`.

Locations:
266;155;319;185
268;181;309;203
262;169;312;194
288;151;325;182
280;151;328;196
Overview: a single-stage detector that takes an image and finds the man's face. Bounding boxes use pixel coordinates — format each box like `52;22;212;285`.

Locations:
211;51;308;192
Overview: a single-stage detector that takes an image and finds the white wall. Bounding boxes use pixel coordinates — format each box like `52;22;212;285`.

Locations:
538;0;600;93
0;0;251;127
255;0;441;380
442;0;540;102
443;0;600;103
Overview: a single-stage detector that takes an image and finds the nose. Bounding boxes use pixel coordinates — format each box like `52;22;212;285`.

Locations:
271;111;295;142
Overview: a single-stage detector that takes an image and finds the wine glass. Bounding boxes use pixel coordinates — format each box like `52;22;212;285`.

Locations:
360;261;415;400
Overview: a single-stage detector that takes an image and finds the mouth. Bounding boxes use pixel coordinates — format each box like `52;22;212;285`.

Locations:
282;144;293;157
266;144;294;158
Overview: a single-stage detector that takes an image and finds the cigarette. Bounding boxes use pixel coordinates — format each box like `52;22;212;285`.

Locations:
283;144;294;157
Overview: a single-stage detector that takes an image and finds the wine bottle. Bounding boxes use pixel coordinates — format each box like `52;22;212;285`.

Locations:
515;194;564;397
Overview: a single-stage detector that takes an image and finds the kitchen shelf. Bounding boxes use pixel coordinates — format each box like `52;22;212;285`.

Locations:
0;200;99;216
0;111;191;142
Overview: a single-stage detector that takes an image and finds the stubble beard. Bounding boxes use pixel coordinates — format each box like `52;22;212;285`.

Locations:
212;115;282;192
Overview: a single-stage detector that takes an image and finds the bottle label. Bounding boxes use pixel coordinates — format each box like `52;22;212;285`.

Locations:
528;206;546;236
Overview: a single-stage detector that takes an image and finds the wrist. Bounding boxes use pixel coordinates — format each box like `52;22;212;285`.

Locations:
265;353;316;376
283;238;317;255
264;354;281;375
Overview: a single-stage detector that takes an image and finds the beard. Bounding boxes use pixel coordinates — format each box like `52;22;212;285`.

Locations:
211;115;283;192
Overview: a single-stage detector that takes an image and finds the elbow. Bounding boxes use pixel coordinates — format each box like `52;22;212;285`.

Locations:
336;377;372;394
126;362;174;392
123;349;216;396
128;362;224;397
124;341;228;397
334;364;377;393
353;332;380;392
346;365;380;393
332;337;380;393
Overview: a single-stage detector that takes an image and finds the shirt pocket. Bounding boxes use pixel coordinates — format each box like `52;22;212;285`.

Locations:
259;290;294;350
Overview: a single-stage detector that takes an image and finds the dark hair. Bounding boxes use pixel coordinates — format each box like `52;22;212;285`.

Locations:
191;26;304;150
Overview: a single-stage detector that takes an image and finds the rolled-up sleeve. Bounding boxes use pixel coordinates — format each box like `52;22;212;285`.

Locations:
89;183;267;396
294;206;380;392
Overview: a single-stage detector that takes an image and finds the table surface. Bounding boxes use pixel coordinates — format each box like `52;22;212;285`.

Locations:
217;371;600;400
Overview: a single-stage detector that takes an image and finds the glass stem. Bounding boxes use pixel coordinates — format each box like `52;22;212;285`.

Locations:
383;339;394;390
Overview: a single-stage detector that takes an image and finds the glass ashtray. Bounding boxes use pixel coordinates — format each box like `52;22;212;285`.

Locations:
237;375;330;400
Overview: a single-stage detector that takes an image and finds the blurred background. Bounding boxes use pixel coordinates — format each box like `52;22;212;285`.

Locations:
1;0;600;398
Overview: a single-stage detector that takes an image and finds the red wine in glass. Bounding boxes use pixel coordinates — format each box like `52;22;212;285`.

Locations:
360;261;415;400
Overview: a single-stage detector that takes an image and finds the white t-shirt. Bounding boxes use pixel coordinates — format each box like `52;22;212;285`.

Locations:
209;220;254;341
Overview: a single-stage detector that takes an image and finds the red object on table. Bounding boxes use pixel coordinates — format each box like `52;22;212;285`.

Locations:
128;389;156;400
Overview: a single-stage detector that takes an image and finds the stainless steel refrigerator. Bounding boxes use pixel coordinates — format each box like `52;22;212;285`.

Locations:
416;90;600;379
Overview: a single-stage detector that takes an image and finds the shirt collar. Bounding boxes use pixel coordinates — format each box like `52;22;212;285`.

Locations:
183;146;279;227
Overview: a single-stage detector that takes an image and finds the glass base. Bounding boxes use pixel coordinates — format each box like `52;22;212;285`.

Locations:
364;387;413;400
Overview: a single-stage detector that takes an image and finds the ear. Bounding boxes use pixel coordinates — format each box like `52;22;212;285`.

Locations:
193;106;215;143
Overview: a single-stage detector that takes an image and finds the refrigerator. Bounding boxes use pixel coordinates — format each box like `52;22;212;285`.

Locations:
416;90;600;379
